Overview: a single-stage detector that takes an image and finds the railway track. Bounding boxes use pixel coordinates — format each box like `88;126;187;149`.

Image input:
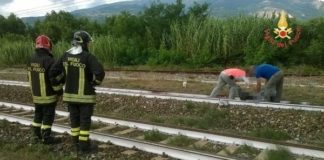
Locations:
1;70;324;88
108;68;324;77
1;80;323;112
0;102;323;159
1;68;323;77
0;104;232;160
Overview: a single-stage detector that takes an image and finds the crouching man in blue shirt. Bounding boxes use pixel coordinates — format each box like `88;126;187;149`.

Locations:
250;64;284;102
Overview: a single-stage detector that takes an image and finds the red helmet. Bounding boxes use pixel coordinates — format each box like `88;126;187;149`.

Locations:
35;35;52;51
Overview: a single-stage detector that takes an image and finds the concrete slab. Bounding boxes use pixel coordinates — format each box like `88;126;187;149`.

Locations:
217;145;239;156
122;150;137;155
114;128;136;135
254;150;268;160
93;125;116;132
193;140;209;148
151;156;169;160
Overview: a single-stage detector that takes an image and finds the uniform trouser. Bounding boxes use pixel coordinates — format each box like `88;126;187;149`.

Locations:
263;71;284;102
32;103;56;139
210;72;240;99
68;103;94;150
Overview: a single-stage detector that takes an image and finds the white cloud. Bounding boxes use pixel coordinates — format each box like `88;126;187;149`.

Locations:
0;0;132;17
0;0;53;17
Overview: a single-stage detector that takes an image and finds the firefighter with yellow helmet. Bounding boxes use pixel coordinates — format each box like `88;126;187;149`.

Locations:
50;30;105;153
27;35;63;144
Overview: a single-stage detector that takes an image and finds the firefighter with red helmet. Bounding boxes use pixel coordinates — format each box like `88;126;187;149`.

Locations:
50;31;105;153
27;35;63;144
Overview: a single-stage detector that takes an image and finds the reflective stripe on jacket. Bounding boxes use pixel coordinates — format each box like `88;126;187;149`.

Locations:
50;50;105;104
27;48;59;104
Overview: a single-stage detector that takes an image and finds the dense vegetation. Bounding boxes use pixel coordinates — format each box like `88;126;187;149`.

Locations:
0;0;323;70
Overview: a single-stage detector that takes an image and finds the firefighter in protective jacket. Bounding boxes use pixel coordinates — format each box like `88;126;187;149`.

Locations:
50;30;105;153
27;35;63;144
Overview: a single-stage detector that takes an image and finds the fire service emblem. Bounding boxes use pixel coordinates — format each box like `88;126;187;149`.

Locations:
264;11;301;48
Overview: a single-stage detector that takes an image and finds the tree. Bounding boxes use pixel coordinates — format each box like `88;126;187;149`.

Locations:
187;2;209;21
304;17;324;67
107;11;144;38
140;0;186;49
34;11;78;42
0;15;6;36
2;13;26;35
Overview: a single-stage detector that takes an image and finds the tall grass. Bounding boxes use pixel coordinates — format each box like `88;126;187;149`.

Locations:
0;37;33;66
52;40;70;57
165;15;275;67
0;36;70;66
91;35;119;67
51;37;118;66
0;15;320;70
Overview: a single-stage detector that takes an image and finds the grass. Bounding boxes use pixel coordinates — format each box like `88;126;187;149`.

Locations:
0;119;11;127
234;144;260;156
171;108;230;130
185;101;195;110
144;130;168;142
282;86;324;105
149;116;165;123
200;108;229;128
172;117;198;126
0;143;73;160
192;142;225;153
266;147;294;160
167;135;196;147
285;65;324;76
250;128;291;141
0;120;73;160
103;78;212;95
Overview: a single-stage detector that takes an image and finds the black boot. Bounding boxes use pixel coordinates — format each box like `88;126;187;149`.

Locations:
79;140;90;153
72;136;79;151
42;128;60;144
32;126;42;143
78;140;98;154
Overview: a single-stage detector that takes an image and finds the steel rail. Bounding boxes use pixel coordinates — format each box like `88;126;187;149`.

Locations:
106;69;324;77
1;102;324;158
97;90;323;112
0;80;29;87
2;73;323;88
0;80;323;112
0;113;232;160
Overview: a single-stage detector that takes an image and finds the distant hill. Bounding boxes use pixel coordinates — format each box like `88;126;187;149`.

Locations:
71;0;147;21
22;0;324;25
206;0;324;19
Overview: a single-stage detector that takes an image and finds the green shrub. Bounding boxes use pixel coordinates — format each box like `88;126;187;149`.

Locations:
266;147;294;160
144;130;168;142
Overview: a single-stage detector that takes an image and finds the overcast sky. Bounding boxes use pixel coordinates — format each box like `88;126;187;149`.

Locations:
1;0;323;18
0;0;132;17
